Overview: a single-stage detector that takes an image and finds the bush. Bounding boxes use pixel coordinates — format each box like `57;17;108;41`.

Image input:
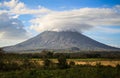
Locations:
57;55;68;69
43;58;51;69
69;61;75;67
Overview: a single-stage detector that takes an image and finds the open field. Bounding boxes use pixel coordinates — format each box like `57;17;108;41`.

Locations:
32;58;120;67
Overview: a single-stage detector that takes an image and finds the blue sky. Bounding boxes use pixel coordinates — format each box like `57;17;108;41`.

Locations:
20;0;120;8
0;0;120;48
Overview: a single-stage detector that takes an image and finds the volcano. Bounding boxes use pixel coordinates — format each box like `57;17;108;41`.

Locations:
3;31;120;52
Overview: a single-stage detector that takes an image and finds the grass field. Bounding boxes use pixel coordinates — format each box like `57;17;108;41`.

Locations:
32;58;120;67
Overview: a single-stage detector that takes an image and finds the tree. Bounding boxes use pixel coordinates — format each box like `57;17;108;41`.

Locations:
22;58;36;69
43;58;52;69
0;48;4;59
69;61;75;67
41;50;53;58
57;55;68;69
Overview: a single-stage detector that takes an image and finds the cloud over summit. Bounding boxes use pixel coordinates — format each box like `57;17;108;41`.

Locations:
30;6;120;33
1;0;120;33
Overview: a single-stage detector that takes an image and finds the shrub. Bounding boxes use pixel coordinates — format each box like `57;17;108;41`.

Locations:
69;61;75;67
57;55;68;69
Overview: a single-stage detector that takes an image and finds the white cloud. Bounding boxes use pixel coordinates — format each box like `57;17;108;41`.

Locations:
93;27;120;34
12;14;19;18
1;0;120;34
1;0;18;9
30;6;120;33
0;13;29;39
0;0;51;15
0;39;26;47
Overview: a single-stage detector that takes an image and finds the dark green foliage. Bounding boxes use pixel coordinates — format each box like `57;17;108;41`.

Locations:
41;50;54;58
0;61;20;71
57;55;68;69
43;58;52;69
22;59;37;69
69;61;75;67
116;64;120;77
5;50;119;59
0;56;40;71
0;66;120;78
53;51;120;59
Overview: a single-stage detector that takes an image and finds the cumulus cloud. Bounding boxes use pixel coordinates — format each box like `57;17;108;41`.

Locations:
0;0;18;8
1;0;120;33
0;0;51;15
30;6;120;33
0;13;29;39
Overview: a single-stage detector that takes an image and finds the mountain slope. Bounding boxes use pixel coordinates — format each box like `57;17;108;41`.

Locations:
3;31;119;52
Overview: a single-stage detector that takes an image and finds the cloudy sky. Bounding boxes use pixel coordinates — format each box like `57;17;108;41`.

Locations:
0;0;120;47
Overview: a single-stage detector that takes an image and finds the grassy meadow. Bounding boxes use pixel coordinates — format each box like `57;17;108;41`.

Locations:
32;58;120;67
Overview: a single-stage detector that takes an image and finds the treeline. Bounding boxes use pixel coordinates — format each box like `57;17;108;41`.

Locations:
0;49;120;61
4;50;119;59
1;48;120;59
